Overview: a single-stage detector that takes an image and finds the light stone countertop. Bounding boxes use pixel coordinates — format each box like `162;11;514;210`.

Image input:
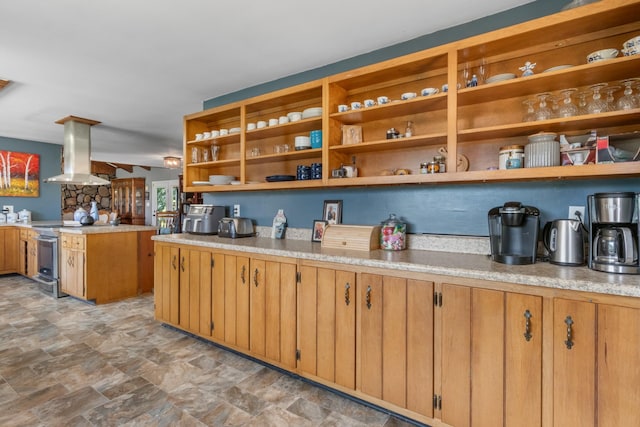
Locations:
152;232;640;299
0;221;157;234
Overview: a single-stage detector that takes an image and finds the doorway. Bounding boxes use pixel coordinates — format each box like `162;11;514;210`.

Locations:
151;180;179;226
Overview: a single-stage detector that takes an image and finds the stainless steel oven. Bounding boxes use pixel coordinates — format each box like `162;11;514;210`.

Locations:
32;227;67;298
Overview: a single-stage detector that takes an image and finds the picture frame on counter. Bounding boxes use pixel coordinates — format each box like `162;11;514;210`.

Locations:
323;200;342;225
312;220;328;242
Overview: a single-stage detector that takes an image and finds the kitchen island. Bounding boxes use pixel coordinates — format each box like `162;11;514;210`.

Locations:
57;224;157;303
152;231;640;427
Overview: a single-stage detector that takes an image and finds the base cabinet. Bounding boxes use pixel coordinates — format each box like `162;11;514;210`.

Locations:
298;266;357;390
358;273;434;419
438;284;542;427
60;235;85;298
18;228;38;277
0;227;19;274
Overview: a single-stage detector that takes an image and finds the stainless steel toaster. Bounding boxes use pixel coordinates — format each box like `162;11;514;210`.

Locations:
218;217;254;238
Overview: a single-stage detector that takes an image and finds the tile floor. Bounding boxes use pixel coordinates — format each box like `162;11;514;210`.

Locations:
0;275;422;426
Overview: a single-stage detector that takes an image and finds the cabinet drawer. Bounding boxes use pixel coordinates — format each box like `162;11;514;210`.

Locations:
61;235;85;250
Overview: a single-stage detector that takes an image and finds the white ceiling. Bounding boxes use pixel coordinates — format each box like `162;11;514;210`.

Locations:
0;0;534;168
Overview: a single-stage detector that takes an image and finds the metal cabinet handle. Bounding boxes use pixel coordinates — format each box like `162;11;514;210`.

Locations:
564;316;574;350
180;256;185;272
344;283;351;306
524;309;532;341
366;285;372;310
241;265;246;284
253;268;259;287
172;254;177;270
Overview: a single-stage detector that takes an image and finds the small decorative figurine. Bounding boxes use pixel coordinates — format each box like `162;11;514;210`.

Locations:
469;74;478;87
519;61;536;76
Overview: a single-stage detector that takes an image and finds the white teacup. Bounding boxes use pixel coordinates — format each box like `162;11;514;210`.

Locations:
363;99;376;107
421;87;439;96
268;118;279;126
289;112;302;122
256;121;267;129
338;104;349;112
203;131;211;139
219;128;229;136
195;133;203;141
350;101;362;110
246;123;256;131
377;96;389;105
401;92;417;100
279;116;289;124
211;130;220;138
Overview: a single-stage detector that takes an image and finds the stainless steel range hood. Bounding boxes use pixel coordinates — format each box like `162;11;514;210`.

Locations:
45;116;111;186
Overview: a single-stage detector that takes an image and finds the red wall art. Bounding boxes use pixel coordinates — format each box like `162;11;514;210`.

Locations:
0;150;40;197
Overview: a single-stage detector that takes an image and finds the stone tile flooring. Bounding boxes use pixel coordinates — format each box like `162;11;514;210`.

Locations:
0;275;422;426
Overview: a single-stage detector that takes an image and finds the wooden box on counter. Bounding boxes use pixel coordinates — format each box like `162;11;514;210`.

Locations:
321;224;381;251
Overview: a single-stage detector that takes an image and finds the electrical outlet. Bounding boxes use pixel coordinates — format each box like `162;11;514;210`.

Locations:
233;204;240;217
568;205;585;221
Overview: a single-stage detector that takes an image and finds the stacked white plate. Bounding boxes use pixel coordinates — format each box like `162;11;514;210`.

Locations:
486;73;517;84
543;65;573;73
302;107;322;119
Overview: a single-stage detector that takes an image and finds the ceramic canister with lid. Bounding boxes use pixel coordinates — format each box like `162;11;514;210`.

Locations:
380;213;407;250
525;132;560;168
499;145;524;169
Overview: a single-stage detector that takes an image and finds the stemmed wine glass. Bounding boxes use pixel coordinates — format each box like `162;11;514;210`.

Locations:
586;83;608;114
616;78;639;110
557;88;579;117
522;99;536;122
534;92;553;121
603;85;620;111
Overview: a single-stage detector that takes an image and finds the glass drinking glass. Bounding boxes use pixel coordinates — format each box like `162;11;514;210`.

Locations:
576;91;590;115
557;88;579;117
522;98;536;122
586;83;608;114
549;95;559;119
534;92;553;121
616;78;639;110
603;85;620;111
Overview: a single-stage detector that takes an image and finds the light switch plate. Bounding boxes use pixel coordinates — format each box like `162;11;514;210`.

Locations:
568;205;585;221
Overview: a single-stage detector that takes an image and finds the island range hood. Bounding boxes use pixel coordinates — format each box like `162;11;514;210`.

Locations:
45;116;111;186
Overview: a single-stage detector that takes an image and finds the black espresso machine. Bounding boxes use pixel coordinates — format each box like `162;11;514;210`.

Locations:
182;204;227;234
488;201;541;265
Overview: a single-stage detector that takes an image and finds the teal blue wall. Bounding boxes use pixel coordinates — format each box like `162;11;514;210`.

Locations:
0;136;62;220
201;0;639;236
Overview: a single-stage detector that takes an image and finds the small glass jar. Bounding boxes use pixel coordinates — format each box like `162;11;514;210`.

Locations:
420;162;428;174
427;161;440;173
191;147;201;163
434;155;446;173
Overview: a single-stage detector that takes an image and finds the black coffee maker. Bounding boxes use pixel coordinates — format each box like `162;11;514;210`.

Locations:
488;201;540;265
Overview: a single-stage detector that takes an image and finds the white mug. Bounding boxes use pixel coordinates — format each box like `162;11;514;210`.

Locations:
279;116;289;124
401;92;417;100
363;99;376;107
421;87;439;96
203;131;211;139
247;123;256;131
377;96;389;105
257;121;267;129
338;104;349;112
211;130;220;138
219;128;229;136
350;101;362;110
268;118;279;126
195;133;203;141
289;113;302;122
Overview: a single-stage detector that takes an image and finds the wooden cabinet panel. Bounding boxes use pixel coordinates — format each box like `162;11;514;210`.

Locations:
249;258;266;356
0;227;19;274
382;276;407;408
597;304;640;427
154;243;179;325
505;293;542;427
359;273;383;399
279;262;297;369
235;256;250;351
212;252;225;341
406;279;433;417
298;266;356;389
553;298;596;427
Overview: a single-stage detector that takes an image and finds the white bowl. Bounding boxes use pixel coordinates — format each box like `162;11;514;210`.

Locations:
623;35;640;49
287;112;302;122
587;48;618;63
401;92;417;100
229;127;241;134
302;107;322;119
208;175;235;185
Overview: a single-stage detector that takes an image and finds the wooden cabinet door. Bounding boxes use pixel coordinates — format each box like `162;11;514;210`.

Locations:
505;293;542;427
553;298;596;427
249;258;296;367
298;266;357;389
0;228;19;274
154;243;180;325
440;285;542;427
178;247;212;335
27;231;39;277
60;246;83;298
597;304;640;427
211;252;225;341
18;237;27;275
359;273;433;414
234;255;250;351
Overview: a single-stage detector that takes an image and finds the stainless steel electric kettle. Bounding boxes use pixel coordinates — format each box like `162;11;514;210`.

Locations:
542;219;586;266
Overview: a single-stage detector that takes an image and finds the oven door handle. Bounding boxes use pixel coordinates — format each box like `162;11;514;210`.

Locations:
35;236;58;243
